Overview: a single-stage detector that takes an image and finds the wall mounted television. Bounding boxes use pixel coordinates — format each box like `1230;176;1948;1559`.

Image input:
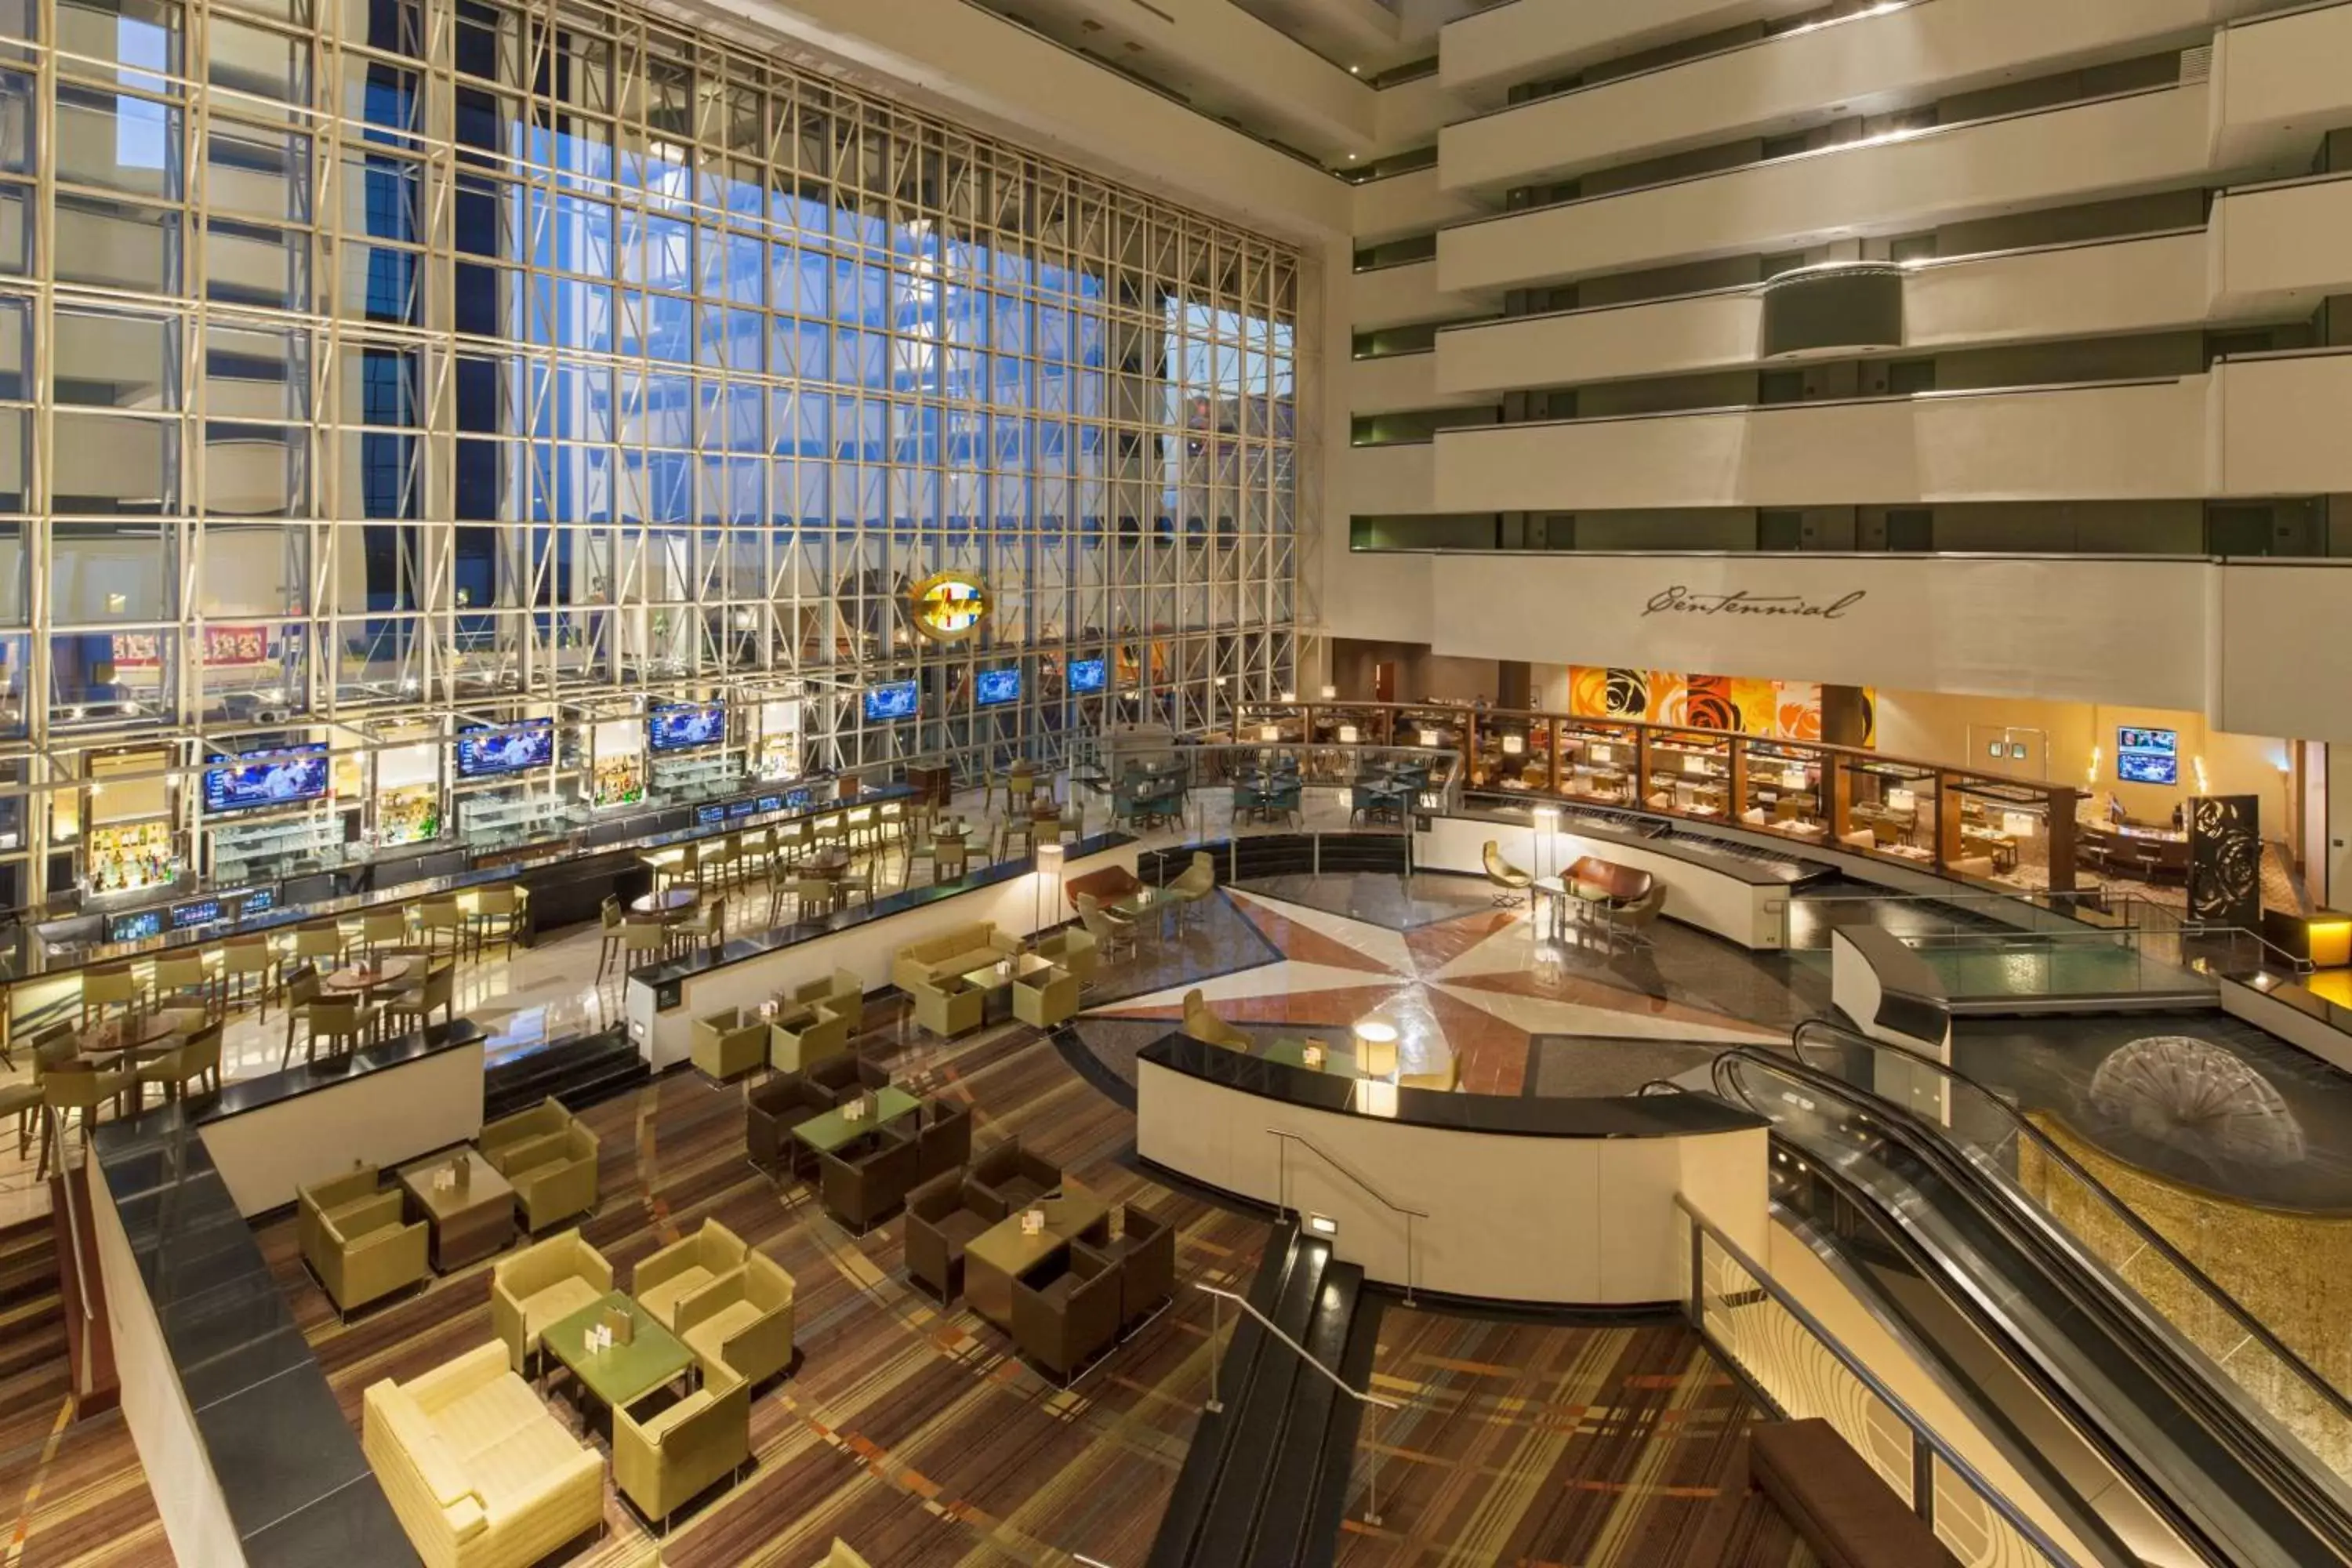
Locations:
863;681;919;722
975;667;1022;707
203;742;330;815
107;909;163;943
648;701;725;752
2116;725;2179;786
455;718;554;778
1067;658;1107;694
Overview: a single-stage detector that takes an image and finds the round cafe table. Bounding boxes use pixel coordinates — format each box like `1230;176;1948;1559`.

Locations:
804;847;854;877
74;1013;180;1064
630;887;700;917
324;956;417;994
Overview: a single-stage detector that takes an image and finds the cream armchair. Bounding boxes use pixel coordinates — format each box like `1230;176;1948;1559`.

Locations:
676;1250;797;1385
300;1165;428;1317
299;1165;385;1278
631;1218;747;1330
783;967;866;1031
909;975;983;1039
489;1122;600;1232
363;1340;603;1568
690;1007;767;1082
614;1361;751;1533
1032;925;1098;984
769;1005;851;1075
489;1229;612;1373
477;1098;569;1169
1011;965;1080;1029
1180;988;1250;1051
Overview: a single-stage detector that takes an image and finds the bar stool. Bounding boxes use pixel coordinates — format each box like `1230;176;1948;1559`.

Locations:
878;800;906;850
79;964;139;1029
812;812;845;856
735;827;773;888
698;834;735;892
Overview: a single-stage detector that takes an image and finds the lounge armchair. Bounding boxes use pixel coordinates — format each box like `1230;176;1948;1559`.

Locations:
909;975;983;1039
489;1120;600;1233
363;1340;603;1568
782;967;866;1031
489;1229;612;1374
915;1098;973;1181
631;1218;747;1330
1160;851;1216;931
476;1098;570;1171
1098;1205;1177;1334
1032;924;1099;984
968;1138;1059;1213
768;1004;851;1074
615;1362;751;1532
746;1074;832;1176
890;923;1019;993
1482;840;1531;908
904;1170;993;1304
1180;988;1250;1051
1012;1246;1123;1385
691;1007;767;1082
1074;893;1138;962
809;1051;889;1102
818;1126;920;1234
299;1165;430;1318
1011;964;1080;1029
676;1250;796;1385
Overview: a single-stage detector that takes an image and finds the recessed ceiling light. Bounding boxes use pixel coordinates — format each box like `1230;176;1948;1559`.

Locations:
1348;64;1360;74
1347;152;1357;160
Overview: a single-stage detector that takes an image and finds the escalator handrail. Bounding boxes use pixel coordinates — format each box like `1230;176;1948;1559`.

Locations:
1719;1044;2352;1563
1783;1016;2352;1434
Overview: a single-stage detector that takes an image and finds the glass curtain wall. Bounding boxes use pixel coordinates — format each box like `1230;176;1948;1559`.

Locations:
0;0;1299;904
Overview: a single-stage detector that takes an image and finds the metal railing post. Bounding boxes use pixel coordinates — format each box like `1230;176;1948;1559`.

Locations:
1207;1290;1225;1414
1403;1215;1417;1307
1364;1402;1384;1527
1912;1433;1936;1531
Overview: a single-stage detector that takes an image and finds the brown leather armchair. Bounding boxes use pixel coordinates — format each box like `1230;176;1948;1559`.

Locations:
968;1138;1058;1214
1011;1245;1123;1385
818;1126;920;1234
903;1170;993;1304
746;1074;830;1177
1099;1205;1177;1335
808;1051;887;1105
915;1099;973;1182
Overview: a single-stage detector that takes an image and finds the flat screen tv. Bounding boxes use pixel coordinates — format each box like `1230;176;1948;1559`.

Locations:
1067;657;1107;695
648;701;724;752
863;681;919;722
2117;725;2179;786
171;898;222;930
204;742;330;815
107;909;163;943
455;718;554;778
975;667;1022;707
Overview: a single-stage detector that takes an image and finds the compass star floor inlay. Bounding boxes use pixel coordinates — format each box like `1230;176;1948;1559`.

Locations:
1087;880;1791;1096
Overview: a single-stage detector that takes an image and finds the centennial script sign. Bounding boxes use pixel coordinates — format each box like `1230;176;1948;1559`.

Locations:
1642;586;1866;622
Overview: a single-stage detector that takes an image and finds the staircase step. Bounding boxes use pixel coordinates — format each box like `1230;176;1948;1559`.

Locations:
483;1029;645;1121
1145;1220;1301;1568
1247;1260;1365;1568
1190;1236;1334;1566
1297;1286;1390;1568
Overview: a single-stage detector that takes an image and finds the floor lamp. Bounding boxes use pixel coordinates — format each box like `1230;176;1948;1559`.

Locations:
1034;839;1065;937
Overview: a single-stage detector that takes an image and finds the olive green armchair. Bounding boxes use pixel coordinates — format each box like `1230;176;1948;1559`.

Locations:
1011;964;1080;1029
613;1361;751;1532
676;1250;797;1386
909;975;983;1039
1180;988;1250;1051
1032;924;1099;984
490;1228;613;1374
690;1007;767;1082
481;1102;601;1233
782;967;866;1031
632;1218;747;1330
299;1165;428;1318
769;1004;851;1074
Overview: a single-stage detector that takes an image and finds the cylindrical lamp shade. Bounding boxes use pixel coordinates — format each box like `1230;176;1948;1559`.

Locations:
1352;1018;1400;1078
1760;262;1904;358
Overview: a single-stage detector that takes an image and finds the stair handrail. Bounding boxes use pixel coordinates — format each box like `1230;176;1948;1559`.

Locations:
50;1110;93;1326
1195;1280;1403;1530
1268;1127;1428;1305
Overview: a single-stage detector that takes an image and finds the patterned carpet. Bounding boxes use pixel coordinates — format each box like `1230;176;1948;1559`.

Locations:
1337;1308;1815;1568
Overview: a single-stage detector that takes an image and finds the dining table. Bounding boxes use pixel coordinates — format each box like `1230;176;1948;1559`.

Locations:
629;887;700;917
324;956;417;995
73;1013;182;1065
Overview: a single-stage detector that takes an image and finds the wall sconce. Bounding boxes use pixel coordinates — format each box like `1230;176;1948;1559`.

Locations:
1307;1213;1338;1236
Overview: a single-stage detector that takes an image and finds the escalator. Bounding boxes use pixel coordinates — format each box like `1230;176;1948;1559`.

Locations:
1714;1019;2352;1568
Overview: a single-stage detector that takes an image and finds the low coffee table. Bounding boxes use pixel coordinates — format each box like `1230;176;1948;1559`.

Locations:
964;1178;1108;1329
541;1290;697;1432
958;952;1053;1025
397;1149;516;1270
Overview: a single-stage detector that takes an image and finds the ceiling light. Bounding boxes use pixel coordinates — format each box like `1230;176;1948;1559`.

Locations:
1348;64;1359;74
1346;153;1357;161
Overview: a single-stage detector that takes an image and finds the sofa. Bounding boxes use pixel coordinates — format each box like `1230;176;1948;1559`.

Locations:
891;922;1019;993
614;1361;751;1532
691;1007;767;1082
362;1339;603;1568
675;1249;797;1385
632;1218;747;1330
299;1165;430;1317
490;1229;612;1373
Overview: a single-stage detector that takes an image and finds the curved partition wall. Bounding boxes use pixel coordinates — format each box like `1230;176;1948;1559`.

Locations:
1136;1034;1769;1305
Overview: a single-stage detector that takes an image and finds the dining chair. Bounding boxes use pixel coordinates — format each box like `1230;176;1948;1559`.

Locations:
933;840;969;883
469;884;523;960
38;1064;132;1177
383;960;457;1036
150;950;214;1021
360;907;409;960
616;919;670;977
78;964;138;1029
676;895;726;957
791;877;837;921
280;967;324;1067
305;995;378;1062
132;1021;223;1113
220;934;275;1015
289;923;346;975
415;898;466;962
595;895;626;978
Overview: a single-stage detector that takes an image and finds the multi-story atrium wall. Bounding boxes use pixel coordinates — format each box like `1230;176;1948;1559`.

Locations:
4;0;1302;906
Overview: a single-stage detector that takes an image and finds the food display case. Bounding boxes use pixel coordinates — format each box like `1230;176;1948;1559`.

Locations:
1562;722;1636;805
1645;730;1732;818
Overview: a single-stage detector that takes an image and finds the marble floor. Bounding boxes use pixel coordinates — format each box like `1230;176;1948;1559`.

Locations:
1076;871;1824;1097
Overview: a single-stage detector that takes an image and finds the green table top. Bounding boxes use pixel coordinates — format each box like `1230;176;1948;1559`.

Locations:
1260;1037;1368;1078
542;1291;696;1410
790;1085;921;1155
